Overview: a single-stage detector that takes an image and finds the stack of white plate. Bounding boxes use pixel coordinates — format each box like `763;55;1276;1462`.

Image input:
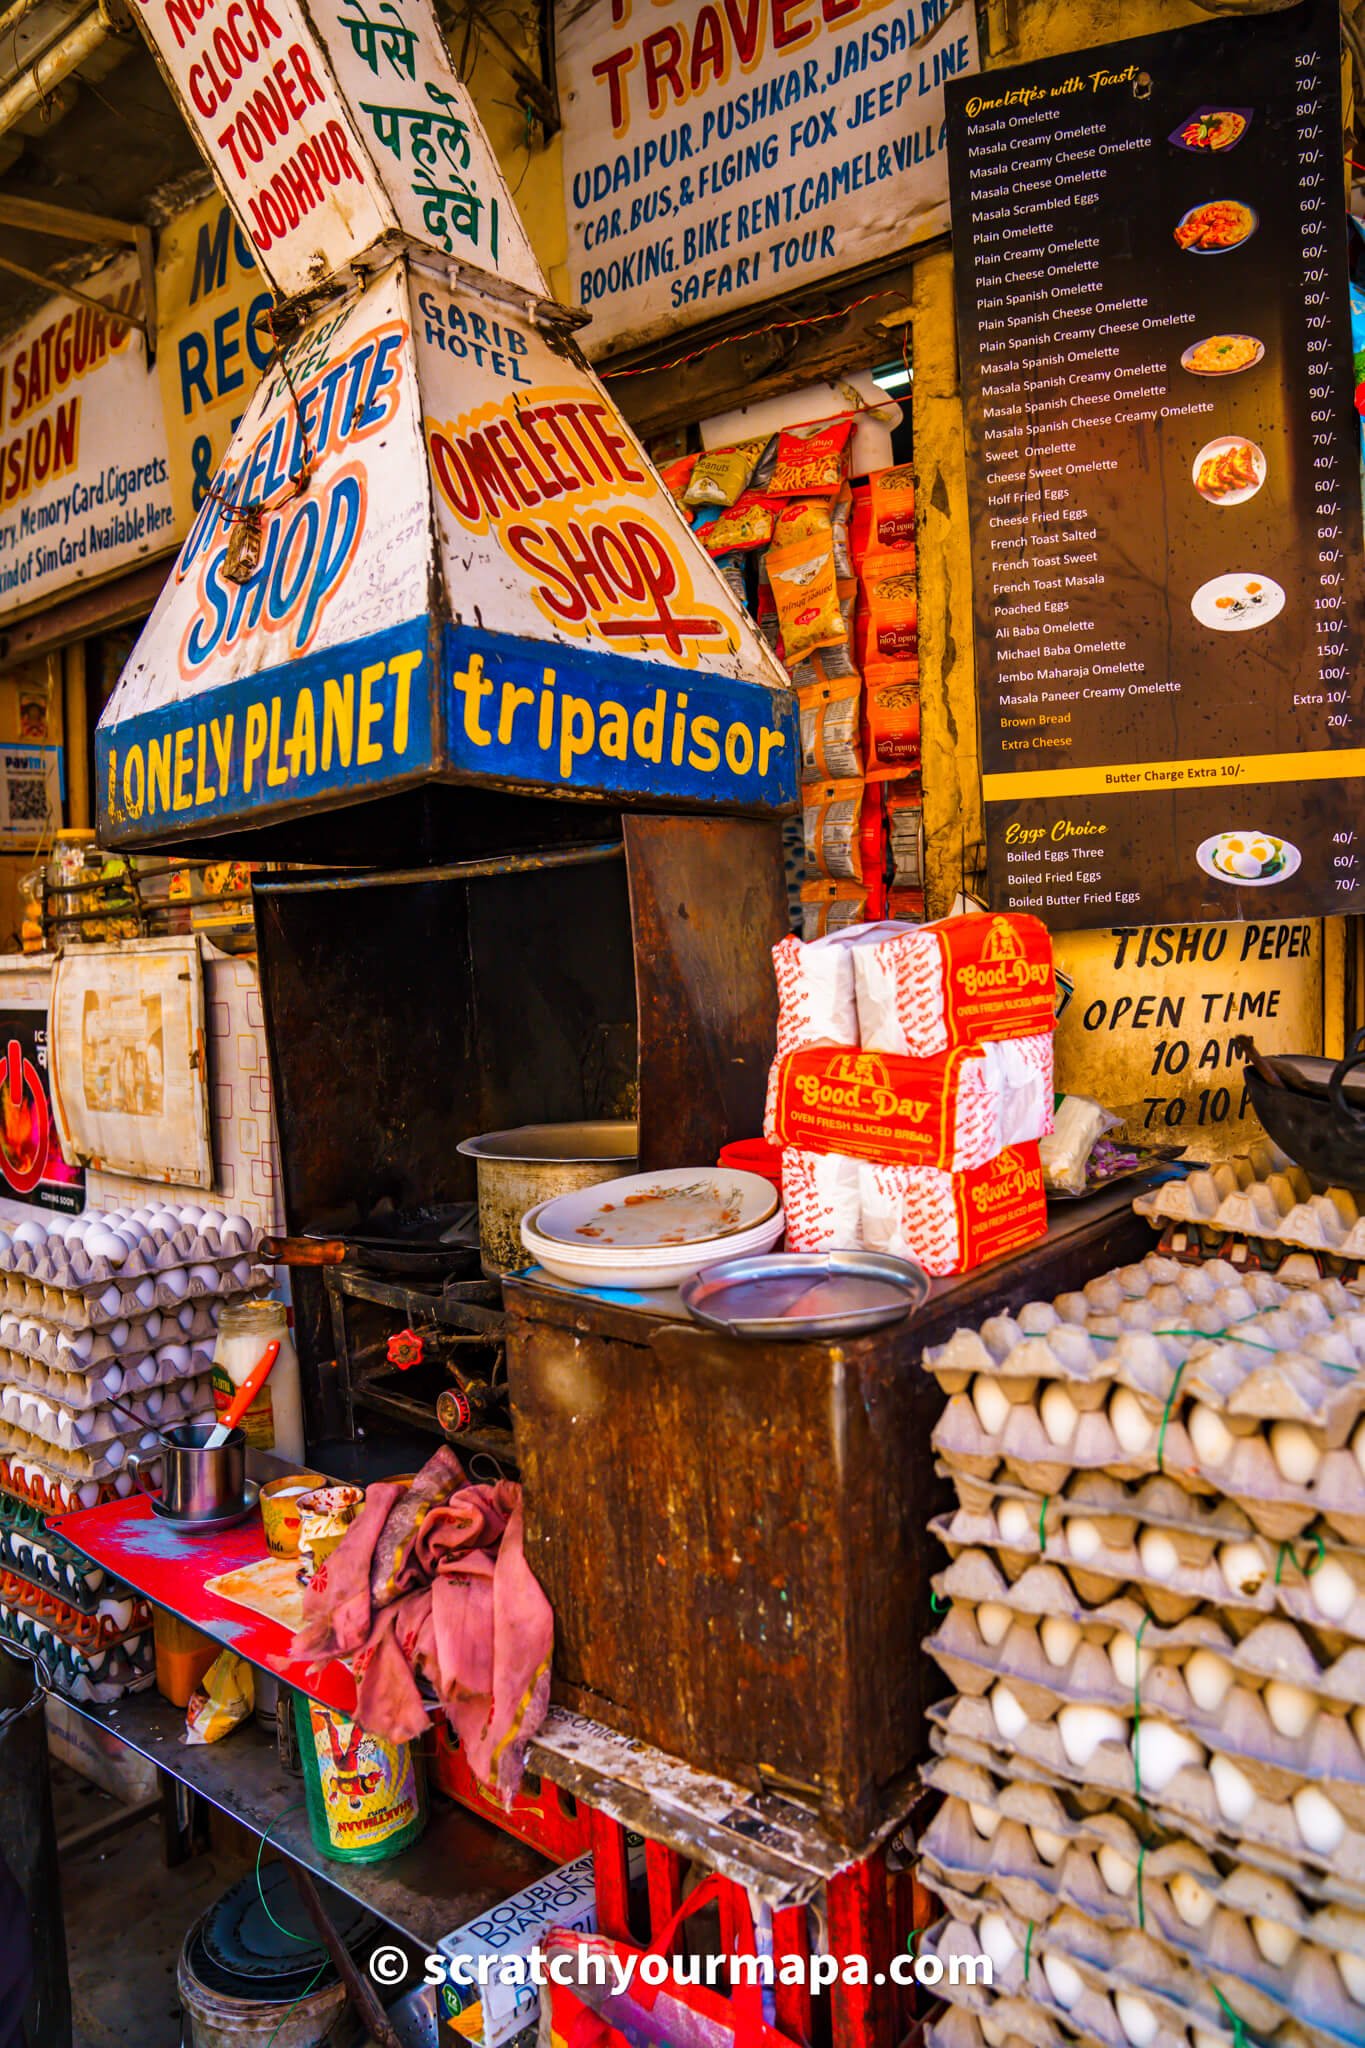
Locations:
521;1167;784;1290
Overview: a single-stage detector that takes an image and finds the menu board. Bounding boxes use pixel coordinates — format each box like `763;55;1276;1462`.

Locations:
946;0;1364;928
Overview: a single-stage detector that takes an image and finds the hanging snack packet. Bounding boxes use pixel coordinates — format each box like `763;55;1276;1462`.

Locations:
866;462;917;550
659;452;698;504
889;885;926;921
787;593;858;685
803;778;865;881
886;781;924;885
799;880;873;941
768;531;845;665
684;437;770;508
712;550;749;611
858;561;919;666
755;566;783;658
800;677;863;782
702;491;779;554
865;678;921;778
775;486;853;577
769;418;855;497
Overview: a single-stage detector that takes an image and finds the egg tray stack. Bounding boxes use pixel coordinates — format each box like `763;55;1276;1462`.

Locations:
1134;1143;1365;1278
916;1247;1365;2048
0;1204;265;1702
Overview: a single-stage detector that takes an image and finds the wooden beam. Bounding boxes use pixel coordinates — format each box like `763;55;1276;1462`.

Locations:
0;252;147;338
0;193;142;244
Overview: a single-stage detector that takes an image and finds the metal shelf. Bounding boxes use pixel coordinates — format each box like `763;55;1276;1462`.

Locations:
58;1687;551;1948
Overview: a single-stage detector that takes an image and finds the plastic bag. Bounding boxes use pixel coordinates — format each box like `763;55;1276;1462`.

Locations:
701;491;778;553
658;452;697;504
768;532;845;665
1038;1093;1122;1196
799;677;863;782
768;418;854;497
185;1648;254;1744
803;778;865;881
683;437;770;508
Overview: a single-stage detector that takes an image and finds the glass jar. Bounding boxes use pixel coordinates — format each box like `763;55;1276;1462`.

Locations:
211;1298;304;1464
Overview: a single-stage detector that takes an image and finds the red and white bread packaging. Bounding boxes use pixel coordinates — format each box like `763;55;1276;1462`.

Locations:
771;914;1056;1276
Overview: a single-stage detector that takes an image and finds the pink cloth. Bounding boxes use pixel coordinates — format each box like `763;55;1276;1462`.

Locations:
288;1453;553;1802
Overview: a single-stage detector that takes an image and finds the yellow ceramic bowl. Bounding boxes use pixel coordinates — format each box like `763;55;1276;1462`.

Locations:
259;1470;327;1557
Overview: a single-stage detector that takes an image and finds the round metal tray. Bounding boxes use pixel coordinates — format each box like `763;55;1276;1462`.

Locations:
680;1251;929;1339
150;1481;259;1532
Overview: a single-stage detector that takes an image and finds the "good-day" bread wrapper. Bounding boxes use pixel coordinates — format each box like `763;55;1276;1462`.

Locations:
766;1036;1055;1171
860;1144;1048;1278
854;912;1056;1056
772;921;914;1056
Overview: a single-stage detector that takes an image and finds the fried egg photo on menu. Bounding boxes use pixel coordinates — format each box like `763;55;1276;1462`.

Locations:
1180;334;1265;376
1190;573;1285;629
1197;832;1301;885
1192;437;1266;506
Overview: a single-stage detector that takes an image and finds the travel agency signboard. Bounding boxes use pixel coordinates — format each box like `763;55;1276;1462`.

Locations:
0;252;176;615
556;0;980;358
97;0;796;847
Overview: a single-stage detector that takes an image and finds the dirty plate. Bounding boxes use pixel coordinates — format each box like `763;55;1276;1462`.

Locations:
522;1203;784;1291
531;1167;779;1251
680;1251;929;1339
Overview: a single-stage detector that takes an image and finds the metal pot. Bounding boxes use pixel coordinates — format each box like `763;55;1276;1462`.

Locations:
457;1122;638;1276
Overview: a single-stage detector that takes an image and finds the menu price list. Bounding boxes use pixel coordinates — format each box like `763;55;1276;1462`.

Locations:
945;0;1365;929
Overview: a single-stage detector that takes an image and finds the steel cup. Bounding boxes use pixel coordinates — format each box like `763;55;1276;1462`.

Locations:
128;1422;247;1520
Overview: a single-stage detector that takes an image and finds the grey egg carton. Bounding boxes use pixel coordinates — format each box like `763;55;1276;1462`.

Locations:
929;1691;1365;1897
923;1787;1365;2020
0;1265;269;1329
934;1383;1365;1545
0;1216;259;1291
0;1523;123;1612
927;2010;1079;2048
0;1340;215;1411
0;1298;218;1372
922;1754;1365;1921
1135;1148;1365;1262
0;1371;211;1453
929;1876;1355;2048
0;1417;160;1483
919;1908;1269;2048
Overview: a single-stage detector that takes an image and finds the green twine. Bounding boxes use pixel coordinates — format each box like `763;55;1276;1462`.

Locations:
1134;1838;1147;1933
1131;1614;1151;1814
931;1590;948;1612
1212;1985;1249;2046
1023;1920;1034;1983
255;1799;329;2048
1275;1531;1325;1583
1037;1494;1050;1555
1155;1362;1186;1474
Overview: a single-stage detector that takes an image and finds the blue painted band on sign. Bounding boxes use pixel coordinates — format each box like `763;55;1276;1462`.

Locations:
96;618;434;841
442;623;799;813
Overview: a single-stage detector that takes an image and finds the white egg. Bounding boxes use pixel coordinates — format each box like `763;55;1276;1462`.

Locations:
1030;1825;1067;1865
176;1306;195;1333
1170;1870;1215;1928
1134;1720;1203;1793
1295;1785;1346;1855
131;1206;156;1225
971;1376;1011;1436
967;1802;1000;1840
1137;1528;1179;1582
199;1208;225;1232
1041;1616;1081;1668
1270;1420;1321;1488
84;1228;127;1265
1219;1541;1267;1599
157;1344;190;1373
977;1600;1012;1647
223;1213;252;1246
1352;1419;1365;1483
1313;1558;1356;1622
188;1263;219;1288
1265;1680;1317;1741
990;1684;1029;1742
1252;1917;1298;1967
997;1499;1033;1547
1057;1703;1125;1767
160;1270;187;1301
1115;1993;1158;2048
99;1286;124;1317
1066;1516;1102;1563
1337;1950;1365;2005
1097;1845;1136;1896
1211;1755;1257;1825
44;1216;70;1238
1041;1952;1083;2009
11;1222;45;1248
1185;1649;1235;1713
230;1259;253;1287
108;1321;130;1349
1040;1383;1079;1448
1189;1402;1233;1466
134;1358;156;1384
1229;851;1263;879
978;1912;1017;1970
1108;1630;1154;1689
1109;1386;1155;1455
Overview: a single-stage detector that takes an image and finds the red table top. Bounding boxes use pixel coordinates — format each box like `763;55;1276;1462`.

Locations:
48;1494;357;1715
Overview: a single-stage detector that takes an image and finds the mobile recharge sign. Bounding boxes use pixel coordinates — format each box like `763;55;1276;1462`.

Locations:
556;0;979;359
97;255;796;842
0;252;175;615
1053;920;1324;1160
131;0;548;302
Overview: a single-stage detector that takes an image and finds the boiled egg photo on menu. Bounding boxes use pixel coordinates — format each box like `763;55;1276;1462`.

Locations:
1196;831;1302;886
1190;572;1285;630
